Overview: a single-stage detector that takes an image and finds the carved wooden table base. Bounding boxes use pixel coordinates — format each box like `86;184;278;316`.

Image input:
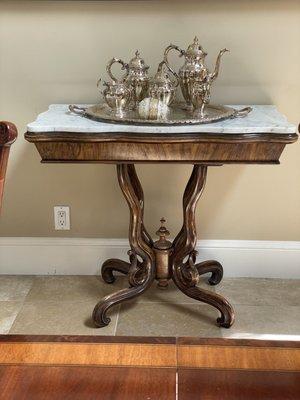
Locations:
93;164;235;329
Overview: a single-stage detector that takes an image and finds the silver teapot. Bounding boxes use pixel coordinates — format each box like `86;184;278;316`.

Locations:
97;58;132;113
164;37;228;110
125;51;150;108
148;61;178;106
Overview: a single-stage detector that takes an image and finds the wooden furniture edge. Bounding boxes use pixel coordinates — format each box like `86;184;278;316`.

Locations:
24;130;298;144
1;334;299;348
0;334;175;344
1;122;18;210
0;335;298;371
0;336;177;368
1;122;18;146
177;337;300;348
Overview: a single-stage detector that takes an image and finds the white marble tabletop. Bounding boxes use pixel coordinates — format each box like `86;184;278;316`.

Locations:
27;104;296;135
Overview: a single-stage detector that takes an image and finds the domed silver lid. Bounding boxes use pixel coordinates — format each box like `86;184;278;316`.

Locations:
128;51;149;71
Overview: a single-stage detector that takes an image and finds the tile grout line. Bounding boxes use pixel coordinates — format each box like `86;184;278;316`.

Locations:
113;305;121;336
7;300;26;335
112;276;128;336
7;278;36;334
176;338;179;400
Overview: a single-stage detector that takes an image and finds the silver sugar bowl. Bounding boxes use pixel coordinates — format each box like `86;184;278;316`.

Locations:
190;80;212;117
148;61;179;106
125;51;150;108
97;58;132;113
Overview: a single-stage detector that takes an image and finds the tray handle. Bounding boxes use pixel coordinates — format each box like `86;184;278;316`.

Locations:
69;105;87;115
233;106;252;118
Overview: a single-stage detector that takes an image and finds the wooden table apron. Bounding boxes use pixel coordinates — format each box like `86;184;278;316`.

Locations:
25;129;298;329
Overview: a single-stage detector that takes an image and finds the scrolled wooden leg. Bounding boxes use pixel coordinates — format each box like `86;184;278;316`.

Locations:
101;165;152;285
195;260;223;285
172;268;234;327
172;165;234;328
101;259;131;284
93;275;153;327
127;164;153;247
93;164;155;327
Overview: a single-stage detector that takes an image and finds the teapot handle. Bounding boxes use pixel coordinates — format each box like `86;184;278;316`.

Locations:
162;60;179;88
163;44;185;79
106;58;129;83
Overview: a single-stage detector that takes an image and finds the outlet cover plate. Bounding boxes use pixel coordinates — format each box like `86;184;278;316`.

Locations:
54;206;70;230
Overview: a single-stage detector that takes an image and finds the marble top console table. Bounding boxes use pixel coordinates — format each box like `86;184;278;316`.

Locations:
25;105;298;329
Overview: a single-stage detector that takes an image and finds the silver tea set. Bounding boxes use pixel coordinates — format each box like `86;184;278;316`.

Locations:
97;37;229;118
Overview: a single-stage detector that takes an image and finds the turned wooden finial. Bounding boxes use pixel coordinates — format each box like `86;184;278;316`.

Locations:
154;217;172;289
154;217;171;250
156;217;170;240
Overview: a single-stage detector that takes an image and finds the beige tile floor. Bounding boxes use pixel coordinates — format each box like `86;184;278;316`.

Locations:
0;275;299;338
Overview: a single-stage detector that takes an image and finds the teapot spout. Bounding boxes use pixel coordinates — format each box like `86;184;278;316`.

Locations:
210;48;229;82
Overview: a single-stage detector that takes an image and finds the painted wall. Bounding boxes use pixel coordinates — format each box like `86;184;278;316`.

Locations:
0;0;299;240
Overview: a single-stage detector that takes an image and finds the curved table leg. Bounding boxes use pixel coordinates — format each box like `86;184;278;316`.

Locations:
172;274;234;328
172;165;234;328
195;260;223;285
101;259;131;284
93;164;155;327
127;164;153;248
100;165;153;284
93;277;153;327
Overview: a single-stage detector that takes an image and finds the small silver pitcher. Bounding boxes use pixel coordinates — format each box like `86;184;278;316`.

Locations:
97;58;132;113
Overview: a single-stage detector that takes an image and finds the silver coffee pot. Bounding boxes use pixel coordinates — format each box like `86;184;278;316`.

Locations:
164;37;228;110
125;51;150;108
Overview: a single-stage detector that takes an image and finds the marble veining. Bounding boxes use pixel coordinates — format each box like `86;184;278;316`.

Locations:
27;104;296;134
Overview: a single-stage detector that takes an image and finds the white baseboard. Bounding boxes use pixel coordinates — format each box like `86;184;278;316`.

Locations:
0;237;299;278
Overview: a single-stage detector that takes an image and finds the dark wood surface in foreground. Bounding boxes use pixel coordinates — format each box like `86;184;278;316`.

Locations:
0;335;299;399
179;369;300;400
0;366;175;400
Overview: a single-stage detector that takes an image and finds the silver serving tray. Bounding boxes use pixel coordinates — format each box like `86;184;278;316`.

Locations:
69;103;252;126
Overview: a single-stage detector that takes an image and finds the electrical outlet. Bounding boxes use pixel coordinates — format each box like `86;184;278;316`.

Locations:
54;206;70;230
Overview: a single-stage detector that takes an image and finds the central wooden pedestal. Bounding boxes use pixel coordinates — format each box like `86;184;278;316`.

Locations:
93;164;234;329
